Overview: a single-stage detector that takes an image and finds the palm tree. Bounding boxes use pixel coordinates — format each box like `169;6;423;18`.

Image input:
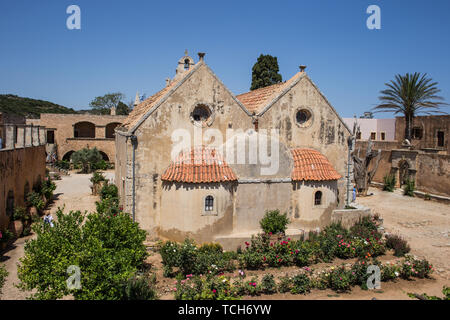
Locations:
373;72;448;141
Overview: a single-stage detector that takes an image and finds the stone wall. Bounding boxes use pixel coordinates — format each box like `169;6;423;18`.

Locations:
0;145;46;230
28;113;127;163
355;141;450;197
395;115;450;154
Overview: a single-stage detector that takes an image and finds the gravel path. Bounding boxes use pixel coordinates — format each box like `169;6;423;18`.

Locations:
0;170;114;300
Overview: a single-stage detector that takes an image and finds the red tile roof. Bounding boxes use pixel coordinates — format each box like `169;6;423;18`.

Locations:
236;72;302;113
121;66;197;129
161;146;237;183
291;148;342;181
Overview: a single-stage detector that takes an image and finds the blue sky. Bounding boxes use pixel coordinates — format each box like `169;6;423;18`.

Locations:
1;0;449;118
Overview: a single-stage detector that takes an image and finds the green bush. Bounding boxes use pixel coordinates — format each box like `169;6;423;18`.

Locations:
400;256;433;279
100;183;118;200
277;275;292;293
290;274;311;294
40;178;56;201
260;274;276;294
323;266;353;293
71;148;103;173
0;229;14;244
95;197;120;216
26;192;44;211
17;208;148;300
403;178;415;197
175;274;240;300
259;210;289;234
159;239;234;276
0;264;8;296
92;160;112;171
55;160;70;170
90;171;107;184
385;234;410;257
349;216;381;239
121;273;158;300
383;174;396;192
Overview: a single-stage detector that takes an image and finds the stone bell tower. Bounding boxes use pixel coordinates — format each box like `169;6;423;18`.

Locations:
173;50;195;81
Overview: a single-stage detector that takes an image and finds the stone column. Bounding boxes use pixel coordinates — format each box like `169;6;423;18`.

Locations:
32;126;39;146
39;126;46;145
16;125;25;148
25;125;32;147
5;124;16;149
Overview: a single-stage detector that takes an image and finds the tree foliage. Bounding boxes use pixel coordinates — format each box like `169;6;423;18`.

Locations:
0;94;76;118
17;208;148;300
89;92;125;115
71;148;103;173
250;54;282;91
373;72;448;141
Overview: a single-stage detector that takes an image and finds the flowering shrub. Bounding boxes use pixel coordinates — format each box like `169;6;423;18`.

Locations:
380;262;401;282
400;256;433;279
159;239;235;276
321;266;354;293
174;274;240;300
385;234;410;257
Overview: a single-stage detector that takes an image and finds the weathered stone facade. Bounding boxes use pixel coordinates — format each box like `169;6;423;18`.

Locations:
0;120;46;231
27;113;127;163
395;115;449;154
115;53;352;248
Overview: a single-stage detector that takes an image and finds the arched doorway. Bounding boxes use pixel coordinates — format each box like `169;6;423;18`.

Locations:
62;151;75;162
105;122;121;139
99;151;109;162
74;122;95;138
399;160;410;186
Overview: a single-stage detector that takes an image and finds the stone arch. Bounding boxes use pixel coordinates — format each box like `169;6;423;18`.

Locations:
62;150;75;162
74;121;95;138
105;122;122;139
98;151;109;162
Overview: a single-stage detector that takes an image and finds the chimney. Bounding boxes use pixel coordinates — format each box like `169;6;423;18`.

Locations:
299;65;307;72
198;52;205;61
110;106;116;116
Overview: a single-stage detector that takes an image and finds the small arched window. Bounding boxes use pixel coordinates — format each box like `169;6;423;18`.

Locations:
184;59;190;70
314;191;322;206
205;195;214;211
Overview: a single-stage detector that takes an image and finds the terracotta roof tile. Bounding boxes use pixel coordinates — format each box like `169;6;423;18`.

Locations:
161;146;237;183
236;72;302;114
121;66;197;129
291;148;342;181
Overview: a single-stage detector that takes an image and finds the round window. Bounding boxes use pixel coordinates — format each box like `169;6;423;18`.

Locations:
295;109;313;127
191;104;214;127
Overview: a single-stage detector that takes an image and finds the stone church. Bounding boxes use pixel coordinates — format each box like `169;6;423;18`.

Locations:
115;51;352;248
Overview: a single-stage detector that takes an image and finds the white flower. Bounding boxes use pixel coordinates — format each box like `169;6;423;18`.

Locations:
394;271;399;277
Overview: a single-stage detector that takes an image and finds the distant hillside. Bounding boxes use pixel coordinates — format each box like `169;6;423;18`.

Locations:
0;94;77;118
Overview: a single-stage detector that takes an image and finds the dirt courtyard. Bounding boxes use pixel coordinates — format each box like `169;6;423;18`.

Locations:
357;187;449;281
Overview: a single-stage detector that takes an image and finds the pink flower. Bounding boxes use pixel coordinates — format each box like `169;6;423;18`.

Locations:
212;289;216;293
